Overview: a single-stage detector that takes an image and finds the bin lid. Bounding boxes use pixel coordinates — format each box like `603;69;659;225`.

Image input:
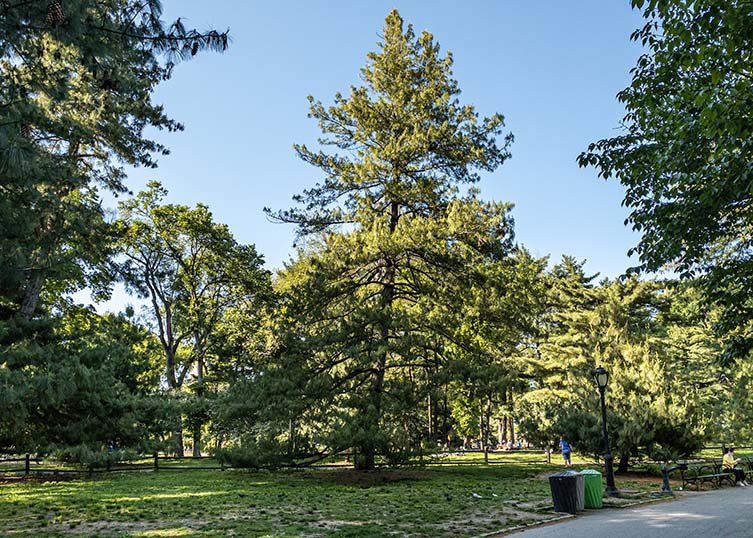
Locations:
550;471;580;477
579;469;602;475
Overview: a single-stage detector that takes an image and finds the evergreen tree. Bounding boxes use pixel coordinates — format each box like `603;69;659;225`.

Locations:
0;0;228;319
446;247;548;461
268;10;513;469
519;269;718;465
0;1;228;460
0;306;166;461
516;258;601;452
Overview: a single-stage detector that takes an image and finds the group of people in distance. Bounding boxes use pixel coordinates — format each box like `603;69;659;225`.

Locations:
723;447;750;487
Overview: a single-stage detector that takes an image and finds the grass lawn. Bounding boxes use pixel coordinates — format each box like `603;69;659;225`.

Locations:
0;462;662;538
692;447;753;460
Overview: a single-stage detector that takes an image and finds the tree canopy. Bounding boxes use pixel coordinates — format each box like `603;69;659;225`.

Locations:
266;9;517;470
3;4;753;471
578;0;753;361
0;1;230;462
118;182;271;455
0;0;228;320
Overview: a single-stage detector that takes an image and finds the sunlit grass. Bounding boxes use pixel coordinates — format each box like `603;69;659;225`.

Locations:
0;463;660;537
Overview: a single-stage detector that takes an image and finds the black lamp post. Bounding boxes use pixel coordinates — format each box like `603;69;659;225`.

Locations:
593;366;619;497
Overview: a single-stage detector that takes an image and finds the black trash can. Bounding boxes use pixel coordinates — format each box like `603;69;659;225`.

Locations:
549;471;584;514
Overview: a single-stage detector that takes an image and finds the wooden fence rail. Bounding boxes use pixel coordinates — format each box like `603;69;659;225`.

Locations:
0;449;551;476
0;455;213;476
6;446;740;476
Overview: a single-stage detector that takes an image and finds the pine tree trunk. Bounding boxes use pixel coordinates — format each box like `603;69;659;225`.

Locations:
356;369;384;470
617;453;630;474
174;429;184;458
508;419;515;444
442;392;449;447
356;336;387;470
19;180;70;320
288;419;296;456
482;398;490;464
19;271;45;319
499;391;508;446
427;392;433;439
192;430;201;458
353;278;391;469
404;417;411;453
506;388;516;444
355;200;399;471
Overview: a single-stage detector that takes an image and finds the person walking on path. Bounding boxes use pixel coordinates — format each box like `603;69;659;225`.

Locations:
723;447;748;487
559;435;572;467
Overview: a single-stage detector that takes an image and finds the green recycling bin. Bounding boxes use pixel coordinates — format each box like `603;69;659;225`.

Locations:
580;469;603;508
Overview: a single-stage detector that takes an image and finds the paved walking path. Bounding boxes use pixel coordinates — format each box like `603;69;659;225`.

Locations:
509;487;753;538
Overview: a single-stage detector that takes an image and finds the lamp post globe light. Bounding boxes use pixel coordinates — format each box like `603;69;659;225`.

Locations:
593;366;619;497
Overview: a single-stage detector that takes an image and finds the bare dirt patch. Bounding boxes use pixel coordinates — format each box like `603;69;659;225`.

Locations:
300;468;429;487
425;505;556;537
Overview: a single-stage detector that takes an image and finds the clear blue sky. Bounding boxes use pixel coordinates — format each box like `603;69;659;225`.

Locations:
102;1;647;310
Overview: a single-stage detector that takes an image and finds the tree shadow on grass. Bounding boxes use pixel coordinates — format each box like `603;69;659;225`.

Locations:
298;468;429;488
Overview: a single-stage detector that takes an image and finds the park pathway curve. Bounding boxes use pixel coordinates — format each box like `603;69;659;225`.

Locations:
506;486;752;538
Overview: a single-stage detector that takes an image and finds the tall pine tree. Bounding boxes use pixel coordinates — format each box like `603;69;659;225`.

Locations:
269;10;512;470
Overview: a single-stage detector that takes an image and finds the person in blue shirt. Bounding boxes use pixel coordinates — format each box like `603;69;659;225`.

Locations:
559;435;572;467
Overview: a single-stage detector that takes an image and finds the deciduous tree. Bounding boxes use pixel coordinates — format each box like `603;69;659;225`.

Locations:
578;0;753;361
118;182;270;455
